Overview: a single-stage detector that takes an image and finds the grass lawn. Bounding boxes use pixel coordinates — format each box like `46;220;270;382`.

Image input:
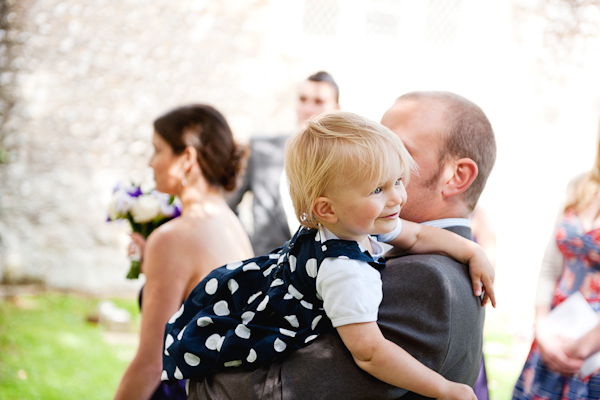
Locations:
0;289;139;400
484;310;533;400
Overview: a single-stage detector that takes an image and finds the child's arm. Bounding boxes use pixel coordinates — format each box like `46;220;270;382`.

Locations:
387;219;496;307
337;322;476;400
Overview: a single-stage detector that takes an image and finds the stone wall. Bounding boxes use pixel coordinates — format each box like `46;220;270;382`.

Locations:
0;0;299;295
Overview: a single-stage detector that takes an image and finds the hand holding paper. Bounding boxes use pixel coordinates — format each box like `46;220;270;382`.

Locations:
544;291;600;378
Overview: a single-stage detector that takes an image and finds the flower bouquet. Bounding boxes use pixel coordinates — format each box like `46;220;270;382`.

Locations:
107;183;182;279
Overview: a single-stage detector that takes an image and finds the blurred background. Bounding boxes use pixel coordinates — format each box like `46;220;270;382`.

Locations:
1;0;600;398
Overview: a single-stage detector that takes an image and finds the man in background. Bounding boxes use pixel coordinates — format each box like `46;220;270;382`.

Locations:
227;71;340;255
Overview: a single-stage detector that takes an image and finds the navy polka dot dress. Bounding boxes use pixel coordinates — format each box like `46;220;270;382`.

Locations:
161;227;385;385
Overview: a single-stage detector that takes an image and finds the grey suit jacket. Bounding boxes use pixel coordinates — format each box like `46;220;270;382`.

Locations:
227;134;292;255
188;226;484;399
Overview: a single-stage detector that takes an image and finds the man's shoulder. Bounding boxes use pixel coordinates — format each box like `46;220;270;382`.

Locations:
385;252;465;268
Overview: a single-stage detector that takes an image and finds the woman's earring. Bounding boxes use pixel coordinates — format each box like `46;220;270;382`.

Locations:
181;175;187;187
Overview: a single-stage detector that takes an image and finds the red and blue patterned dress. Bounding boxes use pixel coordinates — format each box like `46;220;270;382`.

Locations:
513;210;600;400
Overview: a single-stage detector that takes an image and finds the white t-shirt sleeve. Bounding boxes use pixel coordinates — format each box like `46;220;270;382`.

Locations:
316;257;383;328
375;218;402;243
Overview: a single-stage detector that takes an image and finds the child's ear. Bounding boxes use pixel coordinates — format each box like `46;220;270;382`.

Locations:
313;197;338;224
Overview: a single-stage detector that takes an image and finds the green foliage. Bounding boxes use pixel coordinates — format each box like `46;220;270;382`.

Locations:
0;291;138;400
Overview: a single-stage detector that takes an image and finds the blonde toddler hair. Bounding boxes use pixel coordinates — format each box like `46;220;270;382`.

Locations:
285;110;415;229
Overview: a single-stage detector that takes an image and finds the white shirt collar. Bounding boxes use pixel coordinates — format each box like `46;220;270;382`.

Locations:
420;218;471;229
319;226;385;259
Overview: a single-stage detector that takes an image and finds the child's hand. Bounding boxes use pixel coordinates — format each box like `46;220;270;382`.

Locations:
438;381;476;400
468;245;496;308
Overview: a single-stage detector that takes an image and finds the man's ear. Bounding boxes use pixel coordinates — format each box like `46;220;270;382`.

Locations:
442;158;478;197
312;197;337;224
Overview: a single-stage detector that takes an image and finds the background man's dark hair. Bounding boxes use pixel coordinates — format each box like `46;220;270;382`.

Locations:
307;71;339;103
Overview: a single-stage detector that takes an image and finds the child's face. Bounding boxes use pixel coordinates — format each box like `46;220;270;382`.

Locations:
325;156;407;241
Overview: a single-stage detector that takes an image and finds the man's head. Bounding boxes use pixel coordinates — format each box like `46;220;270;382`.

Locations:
381;91;496;222
296;71;340;129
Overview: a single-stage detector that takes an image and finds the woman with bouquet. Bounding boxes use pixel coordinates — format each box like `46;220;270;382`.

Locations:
113;104;254;400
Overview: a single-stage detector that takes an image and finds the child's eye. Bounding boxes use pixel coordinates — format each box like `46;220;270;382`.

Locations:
372;187;382;194
395;178;402;186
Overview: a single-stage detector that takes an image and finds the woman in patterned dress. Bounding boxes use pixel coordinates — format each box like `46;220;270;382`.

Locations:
162;111;496;400
113;104;254;400
513;130;600;399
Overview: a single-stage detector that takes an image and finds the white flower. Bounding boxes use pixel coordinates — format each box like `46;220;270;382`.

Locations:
154;191;180;217
131;194;161;223
108;189;135;220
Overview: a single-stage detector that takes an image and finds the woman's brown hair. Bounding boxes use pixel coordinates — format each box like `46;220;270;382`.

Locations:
153;104;248;191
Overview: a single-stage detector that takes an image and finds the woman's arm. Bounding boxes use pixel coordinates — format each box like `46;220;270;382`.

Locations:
386;220;496;307
113;228;191;400
337;322;476;400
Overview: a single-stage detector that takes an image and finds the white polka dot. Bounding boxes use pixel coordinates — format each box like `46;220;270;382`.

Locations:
256;295;269;311
278;254;285;264
226;261;243;270
284;315;299;328
164;348;169;356
235;324;251;339
242;311;255;325
165;334;174;349
168;304;184;324
263;264;276;276
174;367;183;380
315;231;321;241
288;284;303;300
177;325;187;340
184;352;200;366
247;291;263;304
283;293;293;300
161;370;169;381
321;245;327;252
205;278;218;295
213;300;230;316
274;338;287;352
205;333;222;350
247;349;257;363
300;300;313;309
243;262;260;271
224;360;243;368
270;278;284;287
289;255;297;272
228;279;239;294
311;315;322;330
305;334;318;343
280;328;296;337
306;258;318;278
217;336;225;351
269;253;280;259
197;316;213;327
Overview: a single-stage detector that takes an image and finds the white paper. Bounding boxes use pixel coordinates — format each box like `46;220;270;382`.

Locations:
545;291;600;377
